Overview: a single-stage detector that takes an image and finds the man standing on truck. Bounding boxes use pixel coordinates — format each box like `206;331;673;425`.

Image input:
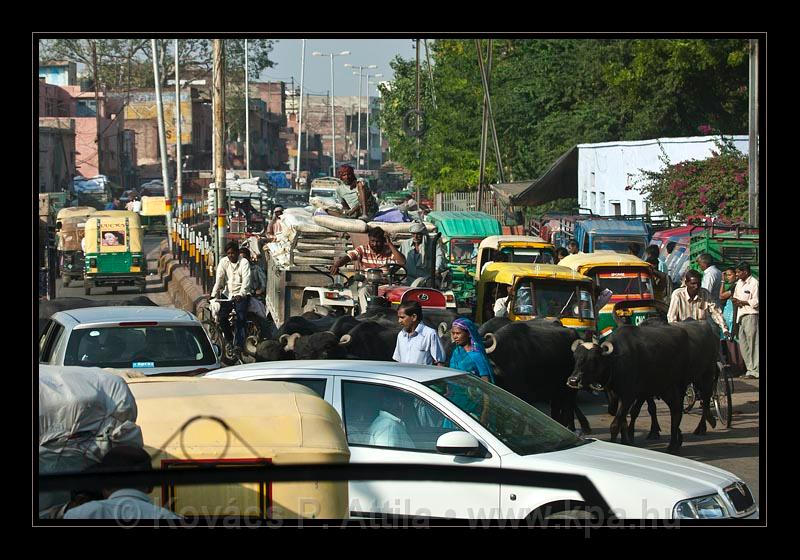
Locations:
329;226;406;277
210;241;252;352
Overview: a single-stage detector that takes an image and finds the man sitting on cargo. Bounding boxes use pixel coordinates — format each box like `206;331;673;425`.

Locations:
329;226;406;279
331;164;379;221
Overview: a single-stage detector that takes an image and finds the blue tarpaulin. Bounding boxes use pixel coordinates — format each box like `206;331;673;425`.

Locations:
73;175;108;194
262;171;291;189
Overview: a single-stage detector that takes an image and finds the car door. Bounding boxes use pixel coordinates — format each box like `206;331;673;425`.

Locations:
334;376;502;520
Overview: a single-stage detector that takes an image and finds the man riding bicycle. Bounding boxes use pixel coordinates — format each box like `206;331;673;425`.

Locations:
210;241;251;351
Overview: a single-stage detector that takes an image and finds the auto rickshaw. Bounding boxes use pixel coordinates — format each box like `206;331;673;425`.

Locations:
474;235;556;279
125;376;350;519
139;195;168;234
475;262;596;336
55;207;96;285
425;211;502;315
557;250;665;338
83;211;147;295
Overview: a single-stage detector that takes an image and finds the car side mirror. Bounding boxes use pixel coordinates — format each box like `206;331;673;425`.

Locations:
436;431;486;457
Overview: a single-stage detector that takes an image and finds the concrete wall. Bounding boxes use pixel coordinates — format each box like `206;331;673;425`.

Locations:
577;135;749;217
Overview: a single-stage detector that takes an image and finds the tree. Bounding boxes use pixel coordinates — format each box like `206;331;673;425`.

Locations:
634;137;749;223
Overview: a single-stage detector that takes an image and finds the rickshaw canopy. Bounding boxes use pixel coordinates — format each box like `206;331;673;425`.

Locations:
425;211;502;240
56;206;96;226
480;262;592;286
557;250;651;275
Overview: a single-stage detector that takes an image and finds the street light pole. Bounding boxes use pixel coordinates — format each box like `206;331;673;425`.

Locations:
366;74;383;171
313;50;350;175
344;63;377;172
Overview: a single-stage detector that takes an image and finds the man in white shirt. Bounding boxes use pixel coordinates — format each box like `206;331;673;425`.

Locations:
667;269;730;337
210;241;252;350
368;392;416;449
732;262;759;379
393;302;446;365
698;253;723;307
63;446;181;522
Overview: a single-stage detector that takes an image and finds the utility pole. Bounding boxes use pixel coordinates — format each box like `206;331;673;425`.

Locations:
477;39;491;212
213;39;227;259
296;40;306;186
415;39;421;202
174;39;183;215
245;39;251;179
91;41;102;175
748;39;759;227
475;39;505;185
151;39;174;252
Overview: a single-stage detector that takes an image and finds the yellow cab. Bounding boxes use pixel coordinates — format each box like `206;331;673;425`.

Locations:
476;262;596;335
474;235;556;279
125;375;350;519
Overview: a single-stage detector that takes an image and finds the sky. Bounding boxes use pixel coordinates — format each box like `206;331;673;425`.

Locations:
258;39;417;97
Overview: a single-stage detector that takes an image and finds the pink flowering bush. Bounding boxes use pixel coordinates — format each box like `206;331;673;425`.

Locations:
635;137;749;223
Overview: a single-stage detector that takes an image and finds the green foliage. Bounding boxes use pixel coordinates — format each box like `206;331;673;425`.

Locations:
634;137;749;222
378;38;749;198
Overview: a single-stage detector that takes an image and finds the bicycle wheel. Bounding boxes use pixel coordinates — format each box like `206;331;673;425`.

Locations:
683;384;697;413
713;366;733;429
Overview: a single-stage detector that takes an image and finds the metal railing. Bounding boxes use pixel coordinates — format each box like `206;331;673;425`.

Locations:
170;202;215;296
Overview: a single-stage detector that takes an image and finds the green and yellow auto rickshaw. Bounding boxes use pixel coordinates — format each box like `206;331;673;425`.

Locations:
557;250;665;339
476;262;596;336
425;211;502;315
83;211;147;295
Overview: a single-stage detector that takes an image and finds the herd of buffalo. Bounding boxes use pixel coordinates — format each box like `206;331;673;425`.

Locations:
40;297;724;453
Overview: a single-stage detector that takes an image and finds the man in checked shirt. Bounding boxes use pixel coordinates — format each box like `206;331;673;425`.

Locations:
329;226;406;278
667;268;731;339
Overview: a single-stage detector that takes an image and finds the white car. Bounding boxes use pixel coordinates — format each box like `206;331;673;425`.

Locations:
205;361;758;520
39;306;222;376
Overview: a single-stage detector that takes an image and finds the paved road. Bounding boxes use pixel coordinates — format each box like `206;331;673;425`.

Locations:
54;234;172;306
557;376;760;507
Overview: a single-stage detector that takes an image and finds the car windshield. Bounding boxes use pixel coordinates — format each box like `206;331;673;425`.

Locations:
275;193;308;208
64;325;216;369
593;236;648;258
425;375;588;455
501;247;555;264
513;279;595;320
449;239;481;265
595;270;654;301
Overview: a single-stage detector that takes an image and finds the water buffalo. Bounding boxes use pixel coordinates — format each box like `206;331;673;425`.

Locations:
568;322;690;453
483;320;588;432
276;315;338;338
38;296;158;337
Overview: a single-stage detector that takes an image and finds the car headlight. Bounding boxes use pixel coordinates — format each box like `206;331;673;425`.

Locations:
673;494;730;519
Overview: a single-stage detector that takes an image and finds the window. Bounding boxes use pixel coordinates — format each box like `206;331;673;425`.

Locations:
581;190;587;208
599;192;606;214
611;202;621;216
63;325;216;368
341;381;461;452
590;192;596;213
75;100;97;117
257;378;327;398
39;321;64;363
512;280;595;320
628;200;637;215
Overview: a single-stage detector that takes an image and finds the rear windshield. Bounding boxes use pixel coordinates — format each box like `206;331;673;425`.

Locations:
595;271;654;301
64;325;216;369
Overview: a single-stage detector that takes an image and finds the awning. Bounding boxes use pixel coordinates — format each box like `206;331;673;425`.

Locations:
494;146;578;206
488;181;533;205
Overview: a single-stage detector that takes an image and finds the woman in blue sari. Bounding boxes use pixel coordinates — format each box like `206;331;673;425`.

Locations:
448;318;495;384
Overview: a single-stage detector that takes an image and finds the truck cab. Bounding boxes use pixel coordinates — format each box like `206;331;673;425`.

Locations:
573;218;651;257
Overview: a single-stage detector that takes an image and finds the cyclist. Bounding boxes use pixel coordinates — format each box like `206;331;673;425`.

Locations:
210;241;251;351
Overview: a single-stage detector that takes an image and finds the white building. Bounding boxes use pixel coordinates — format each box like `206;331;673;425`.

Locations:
577;135;749;216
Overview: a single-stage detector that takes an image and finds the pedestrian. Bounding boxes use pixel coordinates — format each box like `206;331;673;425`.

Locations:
554;246;569;264
665;241;678;280
392;301;446;366
667;268;730;338
697;253;723;307
209;241;251;351
63;446;181;521
567;239;580;255
448;317;495;383
645;245;669;274
719;266;738;335
732;262;759;379
329;226;406;278
399;222;446;286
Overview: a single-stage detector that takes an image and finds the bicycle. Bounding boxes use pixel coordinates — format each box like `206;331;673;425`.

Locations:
683;358;734;429
203;295;268;366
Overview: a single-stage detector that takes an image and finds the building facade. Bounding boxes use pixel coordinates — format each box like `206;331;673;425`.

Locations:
577;135;749;216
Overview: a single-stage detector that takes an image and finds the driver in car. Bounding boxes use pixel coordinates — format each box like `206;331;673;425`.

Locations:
329;226;406;279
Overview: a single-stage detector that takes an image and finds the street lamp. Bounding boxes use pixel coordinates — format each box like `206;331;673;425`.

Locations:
312;50;350;174
365;74;383;170
344;63;377;171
